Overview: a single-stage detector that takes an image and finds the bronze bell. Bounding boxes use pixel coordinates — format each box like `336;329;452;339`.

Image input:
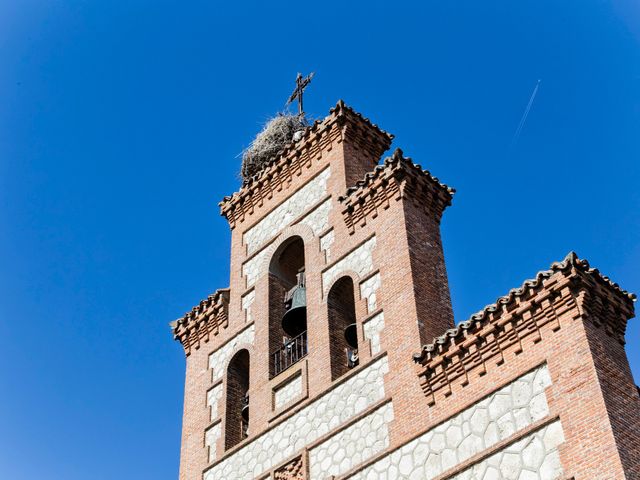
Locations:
344;323;358;349
281;270;307;338
241;394;249;423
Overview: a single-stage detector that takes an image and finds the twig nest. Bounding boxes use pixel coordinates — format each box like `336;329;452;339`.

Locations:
241;114;308;181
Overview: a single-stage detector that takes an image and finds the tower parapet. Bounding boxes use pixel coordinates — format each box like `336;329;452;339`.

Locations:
172;288;230;356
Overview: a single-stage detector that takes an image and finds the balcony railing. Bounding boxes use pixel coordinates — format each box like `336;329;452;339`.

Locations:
240;394;249;438
273;330;308;377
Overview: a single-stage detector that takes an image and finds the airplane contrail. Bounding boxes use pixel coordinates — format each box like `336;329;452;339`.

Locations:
511;79;541;147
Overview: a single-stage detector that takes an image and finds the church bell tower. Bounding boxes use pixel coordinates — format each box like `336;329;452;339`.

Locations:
172;96;639;480
171;97;457;479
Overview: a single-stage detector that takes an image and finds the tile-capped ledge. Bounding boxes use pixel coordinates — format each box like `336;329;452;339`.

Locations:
345;364;555;479
204;356;389;480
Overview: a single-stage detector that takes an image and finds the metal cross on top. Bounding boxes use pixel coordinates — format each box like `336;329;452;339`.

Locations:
287;72;314;115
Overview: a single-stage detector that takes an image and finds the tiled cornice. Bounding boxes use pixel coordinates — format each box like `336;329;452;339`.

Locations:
219;100;393;229
171;288;230;356
338;148;455;234
413;252;636;405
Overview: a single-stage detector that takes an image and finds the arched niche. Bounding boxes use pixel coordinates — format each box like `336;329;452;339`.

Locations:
225;349;250;449
327;276;358;380
268;236;307;377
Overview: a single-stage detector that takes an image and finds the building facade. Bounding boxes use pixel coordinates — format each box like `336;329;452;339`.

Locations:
171;101;639;480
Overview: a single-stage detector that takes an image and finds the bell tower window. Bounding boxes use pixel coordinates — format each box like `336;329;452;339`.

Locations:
327;276;358;380
268;237;308;377
225;349;250;449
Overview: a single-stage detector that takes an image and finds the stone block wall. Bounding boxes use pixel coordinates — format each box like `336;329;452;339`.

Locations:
243;168;331;255
359;273;380;314
362;312;384;356
309;402;394;479
208;325;255;382
274;373;303;410
203;357;389;480
450;421;564;480
321;236;377;295
346;364;556;479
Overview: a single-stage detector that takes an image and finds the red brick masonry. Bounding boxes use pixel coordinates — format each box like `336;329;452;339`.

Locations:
172;101;639;480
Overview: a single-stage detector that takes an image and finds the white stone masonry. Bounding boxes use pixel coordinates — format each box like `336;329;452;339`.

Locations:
205;422;222;464
450;420;565;480
309;402;394;479
274;374;303;410
208;325;255;382
243;168;331;255
363;312;385;355
347;364;557;480
242;249;269;288
204;356;389;480
242;196;332;289
297;198;332;238
242;290;255;323
207;383;224;421
323;237;377;295
360;273;381;313
320;229;335;263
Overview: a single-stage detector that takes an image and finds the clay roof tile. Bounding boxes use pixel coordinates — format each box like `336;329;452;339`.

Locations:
413;252;636;362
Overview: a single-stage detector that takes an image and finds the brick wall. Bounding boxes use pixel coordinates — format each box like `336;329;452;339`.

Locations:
173;101;638;480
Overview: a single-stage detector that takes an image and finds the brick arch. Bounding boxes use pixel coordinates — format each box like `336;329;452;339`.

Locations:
224;347;252;450
326;274;361;380
221;342;255;378
322;269;362;303
263;225;315;378
259;223;316;276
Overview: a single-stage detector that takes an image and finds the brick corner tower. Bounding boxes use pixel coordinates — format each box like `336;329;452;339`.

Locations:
172;101;639;480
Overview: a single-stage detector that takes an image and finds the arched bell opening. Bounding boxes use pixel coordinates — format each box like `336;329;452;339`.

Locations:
225;349;250;450
327;276;358;380
268;236;308;377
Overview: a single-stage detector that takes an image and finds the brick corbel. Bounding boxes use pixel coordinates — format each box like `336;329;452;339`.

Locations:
339;148;454;235
413;253;635;405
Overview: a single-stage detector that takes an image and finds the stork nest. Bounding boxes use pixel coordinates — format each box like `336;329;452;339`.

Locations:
241;113;308;181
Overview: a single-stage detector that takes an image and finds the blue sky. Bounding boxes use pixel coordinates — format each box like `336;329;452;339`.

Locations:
1;1;639;479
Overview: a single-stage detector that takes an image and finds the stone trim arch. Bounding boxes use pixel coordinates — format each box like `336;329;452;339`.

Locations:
322;269;362;304
224;348;252;450
220;342;255;380
258;224;316;277
320;235;377;296
327;275;360;380
264;227;314;379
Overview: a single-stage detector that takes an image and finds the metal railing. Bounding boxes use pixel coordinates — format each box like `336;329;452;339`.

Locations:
273;330;308;377
240;394;249;438
346;348;359;369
